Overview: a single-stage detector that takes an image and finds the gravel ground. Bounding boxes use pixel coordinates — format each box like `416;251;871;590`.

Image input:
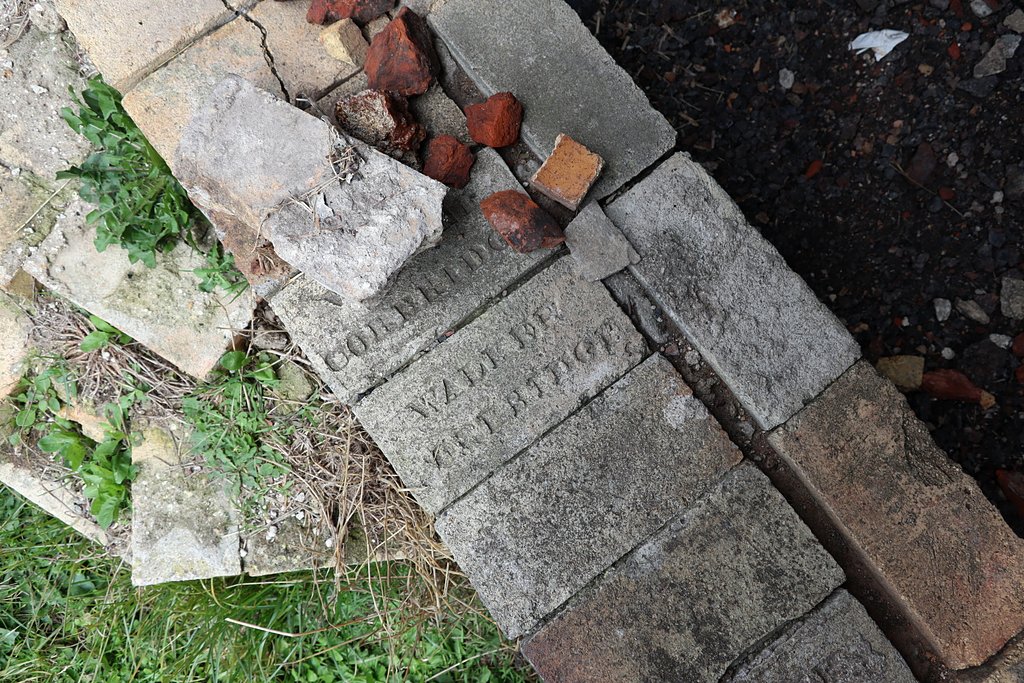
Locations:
569;0;1024;534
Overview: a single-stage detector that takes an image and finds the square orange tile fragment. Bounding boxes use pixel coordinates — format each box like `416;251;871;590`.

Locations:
531;134;605;210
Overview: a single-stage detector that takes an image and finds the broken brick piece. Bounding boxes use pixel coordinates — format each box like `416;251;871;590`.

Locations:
921;369;996;409
481;190;564;253
336;89;426;162
464;92;523;148
319;18;369;67
1013;332;1024;358
365;7;438;96
530;134;605;211
423;135;475;189
307;0;394;24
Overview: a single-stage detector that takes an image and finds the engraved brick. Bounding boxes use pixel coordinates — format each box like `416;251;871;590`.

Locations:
269;148;551;403
522;464;844;683
768;361;1024;669
436;354;742;637
353;258;646;513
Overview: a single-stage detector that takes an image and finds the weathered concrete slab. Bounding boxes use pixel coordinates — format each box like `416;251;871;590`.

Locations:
270;148;551;402
354;258;646;513
23;197;255;380
123;18;284;170
768;361;1024;669
436;354;741;638
56;0;234;91
0;170;64;288
727;590;915;682
131;423;241;586
411;83;472;144
429;0;675;199
565;201;639;282
0;28;90;180
606;153;861;429
522;464;844;683
242;516;336;577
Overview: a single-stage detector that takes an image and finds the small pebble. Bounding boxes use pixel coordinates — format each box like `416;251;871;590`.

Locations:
941;347;956;360
990;334;1012;349
266;525;278;542
934;297;952;322
684;350;701;367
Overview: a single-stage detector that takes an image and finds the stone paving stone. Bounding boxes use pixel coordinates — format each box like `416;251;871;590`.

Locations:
249;0;361;100
727;590;916;682
56;0;234;91
270;148;552;403
131;422;241;586
960;635;1024;683
429;0;675;200
411;83;472;144
436;354;742;638
522;464;845;683
122;17;284;170
354;257;646;514
0;290;32;397
605;153;861;429
23;198;255;380
0;169;65;287
565;201;639;282
767;361;1024;669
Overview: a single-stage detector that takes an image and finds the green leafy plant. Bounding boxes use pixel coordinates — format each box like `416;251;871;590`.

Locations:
191;240;249;300
79;314;132;353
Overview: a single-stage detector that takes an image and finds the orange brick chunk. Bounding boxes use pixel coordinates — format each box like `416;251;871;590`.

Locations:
531;134;604;211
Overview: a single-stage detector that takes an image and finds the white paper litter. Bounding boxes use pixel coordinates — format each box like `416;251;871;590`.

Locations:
849;30;909;61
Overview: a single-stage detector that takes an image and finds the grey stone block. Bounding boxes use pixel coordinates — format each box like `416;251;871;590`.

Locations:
354;257;646;513
605;153;861;429
269;148;552;403
604;269;671;344
429;0;676;199
522;464;845;683
565;201;640;282
728;590;915;682
436;354;742;638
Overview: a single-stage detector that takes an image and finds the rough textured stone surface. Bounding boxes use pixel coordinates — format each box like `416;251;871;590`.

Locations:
727;590;916;682
0;170;65;286
131;423;241;586
960;635;1024;683
354;258;646;513
605;153;861;429
565;201;639;282
531;134;604;211
1002;276;1024;319
876;355;925;391
317;73;370;127
269;148;552;403
522;464;844;683
423;135;474;188
768;361;1024;669
242;516;336;577
55;0;233;90
410;83;471;144
604;270;671;344
335;89;426;162
23;198;255;379
0;29;90;180
365;7;438;96
319;19;369;67
251;0;361;99
465;92;523;148
122;18;283;170
0;291;32;397
481;189;565;253
973;34;1021;78
437;354;741;637
430;0;675;198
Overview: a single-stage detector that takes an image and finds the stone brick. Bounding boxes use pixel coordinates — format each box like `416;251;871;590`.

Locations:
23;198;255;380
436;354;742;637
269;148;552;403
410;83;471;144
522;464;844;683
565;201;639;282
531;134;604;211
319;19;369;67
122;18;283;170
0;290;31;398
0;170;65;287
354;258;646;513
605;153;861;429
250;0;361;100
131;422;241;586
727;590;916;682
56;0;234;90
429;0;675;199
767;361;1024;669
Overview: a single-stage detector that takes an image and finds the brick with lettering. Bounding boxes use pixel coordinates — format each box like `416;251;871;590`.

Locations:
353;258;646;513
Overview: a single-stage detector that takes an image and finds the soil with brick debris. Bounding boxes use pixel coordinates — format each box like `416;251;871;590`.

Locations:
567;0;1024;535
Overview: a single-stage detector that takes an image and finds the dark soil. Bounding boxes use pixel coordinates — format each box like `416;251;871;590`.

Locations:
568;0;1024;534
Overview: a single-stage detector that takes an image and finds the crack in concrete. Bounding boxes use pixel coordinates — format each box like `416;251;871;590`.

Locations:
217;0;292;102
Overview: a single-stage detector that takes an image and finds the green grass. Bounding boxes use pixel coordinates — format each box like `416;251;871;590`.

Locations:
0;490;531;683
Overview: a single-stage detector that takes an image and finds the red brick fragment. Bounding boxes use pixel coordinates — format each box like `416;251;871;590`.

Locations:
804;159;823;179
531;134;605;211
336;89;425;161
364;7;438;96
1016;363;1024;385
423;135;475;189
921;369;996;409
996;470;1024;518
480;190;564;253
307;0;394;24
464;92;523;148
1012;332;1024;358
